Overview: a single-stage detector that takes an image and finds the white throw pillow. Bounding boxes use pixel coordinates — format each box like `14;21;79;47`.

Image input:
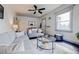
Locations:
28;29;32;34
38;29;42;33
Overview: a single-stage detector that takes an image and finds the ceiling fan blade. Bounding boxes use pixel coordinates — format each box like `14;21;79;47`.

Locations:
28;9;35;11
33;11;36;14
38;10;42;14
39;8;45;10
34;5;37;10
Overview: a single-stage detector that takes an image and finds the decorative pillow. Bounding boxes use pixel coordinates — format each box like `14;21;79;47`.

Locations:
32;28;37;31
38;29;42;33
31;28;37;33
54;34;63;41
28;29;32;34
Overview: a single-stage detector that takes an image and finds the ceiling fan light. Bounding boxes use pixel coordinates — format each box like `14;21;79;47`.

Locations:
28;5;45;14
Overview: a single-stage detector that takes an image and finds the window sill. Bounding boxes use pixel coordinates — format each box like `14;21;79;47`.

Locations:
55;29;73;33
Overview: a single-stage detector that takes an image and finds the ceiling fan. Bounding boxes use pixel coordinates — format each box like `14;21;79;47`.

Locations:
28;5;45;14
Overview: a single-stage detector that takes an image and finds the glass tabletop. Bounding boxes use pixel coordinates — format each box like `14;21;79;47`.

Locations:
37;35;56;43
37;35;56;52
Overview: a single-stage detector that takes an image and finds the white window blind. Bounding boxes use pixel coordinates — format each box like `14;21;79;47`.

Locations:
55;6;73;32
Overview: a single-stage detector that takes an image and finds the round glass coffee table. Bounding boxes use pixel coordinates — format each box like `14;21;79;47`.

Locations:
37;36;56;53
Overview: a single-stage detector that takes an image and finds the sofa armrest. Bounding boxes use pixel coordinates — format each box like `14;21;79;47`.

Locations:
63;39;79;49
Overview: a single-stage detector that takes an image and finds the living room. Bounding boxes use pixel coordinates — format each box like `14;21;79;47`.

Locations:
0;4;79;54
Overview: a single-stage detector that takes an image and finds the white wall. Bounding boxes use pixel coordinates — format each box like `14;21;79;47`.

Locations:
17;16;40;31
0;4;15;34
41;4;79;41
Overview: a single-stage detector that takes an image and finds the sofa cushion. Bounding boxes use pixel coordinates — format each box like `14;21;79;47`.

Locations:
16;32;25;38
0;31;16;45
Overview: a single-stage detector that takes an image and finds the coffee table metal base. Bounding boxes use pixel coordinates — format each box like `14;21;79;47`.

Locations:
37;38;54;53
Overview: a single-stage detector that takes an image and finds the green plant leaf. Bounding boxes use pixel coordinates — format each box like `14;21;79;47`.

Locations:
76;32;79;39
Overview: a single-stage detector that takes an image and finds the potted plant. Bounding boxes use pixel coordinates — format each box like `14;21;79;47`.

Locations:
76;32;79;40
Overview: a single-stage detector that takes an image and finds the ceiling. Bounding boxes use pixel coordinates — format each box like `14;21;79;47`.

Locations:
6;4;61;18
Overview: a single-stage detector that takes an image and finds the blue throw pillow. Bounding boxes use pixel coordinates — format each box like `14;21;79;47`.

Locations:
54;34;63;41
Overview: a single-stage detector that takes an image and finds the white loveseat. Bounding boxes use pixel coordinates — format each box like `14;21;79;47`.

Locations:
0;31;26;54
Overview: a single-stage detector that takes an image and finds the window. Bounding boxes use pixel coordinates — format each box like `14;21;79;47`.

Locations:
55;9;73;32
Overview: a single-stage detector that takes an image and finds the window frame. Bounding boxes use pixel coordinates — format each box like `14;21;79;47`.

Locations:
55;7;73;32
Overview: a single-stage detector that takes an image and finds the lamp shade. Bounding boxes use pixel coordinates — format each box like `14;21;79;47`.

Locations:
13;24;18;31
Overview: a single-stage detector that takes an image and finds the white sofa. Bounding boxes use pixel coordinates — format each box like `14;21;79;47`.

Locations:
27;28;44;39
54;42;78;54
0;31;26;54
